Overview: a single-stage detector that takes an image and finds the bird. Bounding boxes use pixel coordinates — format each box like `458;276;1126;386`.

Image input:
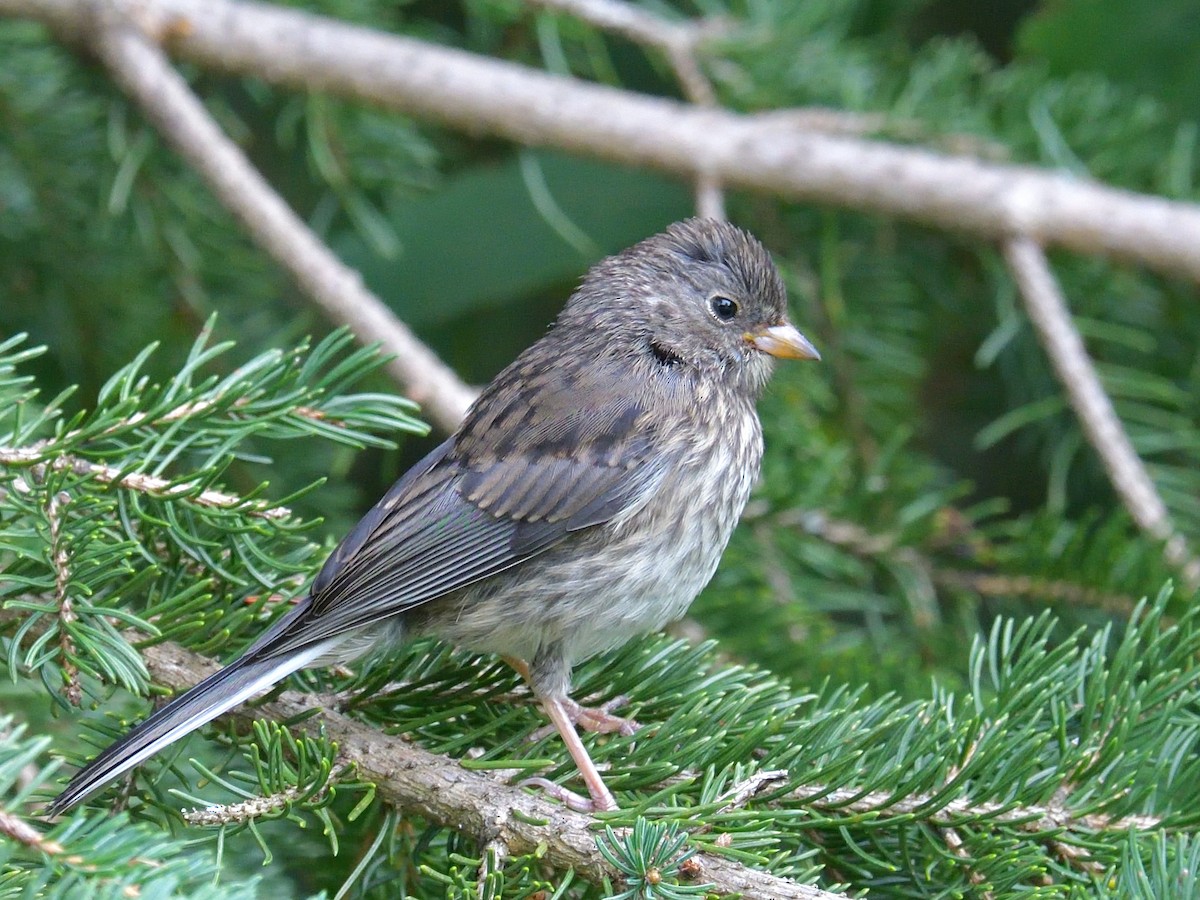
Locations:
47;217;819;816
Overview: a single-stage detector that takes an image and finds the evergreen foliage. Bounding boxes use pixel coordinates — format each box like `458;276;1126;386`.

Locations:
2;0;1200;896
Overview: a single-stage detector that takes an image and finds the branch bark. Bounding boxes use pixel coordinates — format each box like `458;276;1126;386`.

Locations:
7;0;1200;283
137;641;844;900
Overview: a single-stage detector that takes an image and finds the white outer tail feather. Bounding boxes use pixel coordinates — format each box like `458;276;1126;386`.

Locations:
50;637;341;813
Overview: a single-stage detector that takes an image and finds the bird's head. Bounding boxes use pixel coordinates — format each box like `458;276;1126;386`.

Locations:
560;218;819;398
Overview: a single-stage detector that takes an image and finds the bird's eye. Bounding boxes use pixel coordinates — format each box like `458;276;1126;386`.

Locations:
710;296;739;322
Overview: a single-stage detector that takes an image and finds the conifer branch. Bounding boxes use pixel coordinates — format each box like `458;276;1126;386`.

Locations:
134;640;847;900
1;449;293;520
46;490;81;706
1003;237;1200;591
0;786;177;886
83;0;477;434
788;781;1162;833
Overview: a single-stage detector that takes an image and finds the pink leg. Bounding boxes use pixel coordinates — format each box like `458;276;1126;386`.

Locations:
539;695;618;812
504;656;620;812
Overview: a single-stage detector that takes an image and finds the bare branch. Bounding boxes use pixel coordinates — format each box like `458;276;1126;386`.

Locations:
6;0;1200;282
1003;237;1200;590
85;0;477;433
526;0;726;214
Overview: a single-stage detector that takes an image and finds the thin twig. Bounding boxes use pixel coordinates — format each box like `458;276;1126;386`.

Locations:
526;0;726;216
933;570;1138;616
477;839;509;900
524;0;721;104
182;786;304;826
776;506;1141;614
788;781;1161;833
85;0;477;433
1;448;293;519
715;769;790;815
0;807;64;855
0;794;171;887
938;737;992;894
1003;237;1200;591
46;491;81;706
940;826;993;898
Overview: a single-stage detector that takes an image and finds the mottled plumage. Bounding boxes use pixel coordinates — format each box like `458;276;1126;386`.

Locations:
49;218;818;815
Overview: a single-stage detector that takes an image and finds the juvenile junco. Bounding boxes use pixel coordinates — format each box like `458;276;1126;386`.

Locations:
48;218;818;815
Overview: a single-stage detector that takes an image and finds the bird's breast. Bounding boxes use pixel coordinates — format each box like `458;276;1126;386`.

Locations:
553;398;764;657
417;398;764;671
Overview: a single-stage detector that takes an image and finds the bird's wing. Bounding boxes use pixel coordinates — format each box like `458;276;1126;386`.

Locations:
257;369;673;658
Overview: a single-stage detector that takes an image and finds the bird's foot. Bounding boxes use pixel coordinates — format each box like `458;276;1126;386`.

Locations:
520;776;614;813
534;694;622;812
571;696;639;736
530;696;638;742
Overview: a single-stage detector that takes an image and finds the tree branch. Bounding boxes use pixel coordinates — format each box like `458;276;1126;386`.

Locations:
0;447;293;520
1003;237;1200;590
6;0;1200;282
85;0;477;434
134;641;845;900
524;0;727;216
790;779;1161;835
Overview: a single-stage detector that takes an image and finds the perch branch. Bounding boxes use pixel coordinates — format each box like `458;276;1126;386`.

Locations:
135;641;845;900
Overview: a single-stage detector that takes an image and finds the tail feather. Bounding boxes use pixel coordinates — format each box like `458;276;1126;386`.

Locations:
47;640;334;815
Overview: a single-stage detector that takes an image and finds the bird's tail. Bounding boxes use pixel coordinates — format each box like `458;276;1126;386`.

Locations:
46;638;334;816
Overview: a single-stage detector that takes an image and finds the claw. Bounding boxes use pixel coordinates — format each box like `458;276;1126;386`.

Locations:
520;776;603;813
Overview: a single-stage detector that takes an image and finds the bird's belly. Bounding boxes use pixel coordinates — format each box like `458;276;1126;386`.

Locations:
433;516;721;666
423;421;760;668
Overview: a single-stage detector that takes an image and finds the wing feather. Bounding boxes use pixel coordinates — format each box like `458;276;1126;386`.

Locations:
260;364;675;659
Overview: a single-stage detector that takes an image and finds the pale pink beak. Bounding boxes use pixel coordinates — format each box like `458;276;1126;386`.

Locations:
748;323;821;361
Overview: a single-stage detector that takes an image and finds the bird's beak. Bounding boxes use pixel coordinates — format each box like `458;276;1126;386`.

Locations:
747;323;821;361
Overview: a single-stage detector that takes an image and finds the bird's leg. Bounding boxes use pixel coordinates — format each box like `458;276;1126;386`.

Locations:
504;656;620;812
506;654;638;738
537;693;619;812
